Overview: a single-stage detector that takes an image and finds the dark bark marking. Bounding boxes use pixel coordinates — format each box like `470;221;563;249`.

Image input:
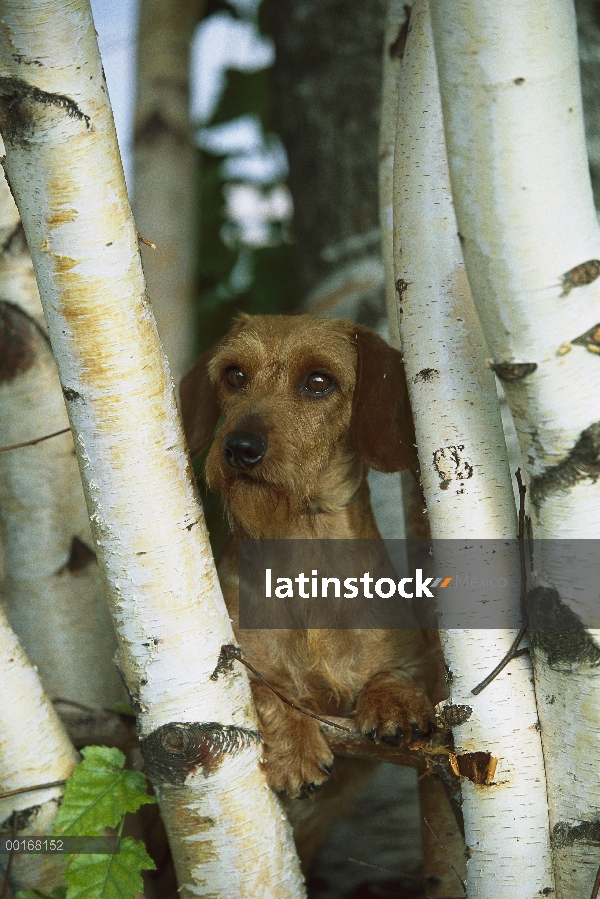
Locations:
561;259;600;296
55;536;96;575
453;751;497;785
573;321;600;355
11;53;43;68
527;586;600;669
415;368;439;383
514;77;525;85
433;445;473;494
211;643;240;680
62;386;83;402
66;536;96;572
395;278;409;298
141;721;261;785
530;421;600;512
389;6;412;60
434;703;472;731
552;819;600;849
0;77;90;145
0;300;39;381
0;804;46;833
490;361;537;382
134;110;186;147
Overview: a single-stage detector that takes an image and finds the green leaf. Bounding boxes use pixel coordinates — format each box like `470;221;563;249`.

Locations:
54;747;155;836
64;837;155;899
52;889;68;899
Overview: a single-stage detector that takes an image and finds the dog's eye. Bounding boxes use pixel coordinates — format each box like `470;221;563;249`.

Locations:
226;367;246;388
304;372;334;395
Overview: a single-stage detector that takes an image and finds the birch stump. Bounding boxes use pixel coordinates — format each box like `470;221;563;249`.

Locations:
0;2;304;895
394;1;554;895
430;1;600;895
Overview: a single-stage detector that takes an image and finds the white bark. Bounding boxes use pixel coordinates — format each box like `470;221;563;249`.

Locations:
133;0;201;385
0;3;304;896
0;167;123;710
430;2;600;895
0;604;77;891
393;2;554;895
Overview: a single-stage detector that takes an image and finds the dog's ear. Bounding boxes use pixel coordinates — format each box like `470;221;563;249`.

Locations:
351;325;418;473
179;348;221;459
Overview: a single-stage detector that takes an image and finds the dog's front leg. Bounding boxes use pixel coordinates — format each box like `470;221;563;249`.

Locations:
251;681;334;799
355;669;435;746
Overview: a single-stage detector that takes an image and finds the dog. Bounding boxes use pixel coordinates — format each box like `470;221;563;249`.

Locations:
180;314;436;867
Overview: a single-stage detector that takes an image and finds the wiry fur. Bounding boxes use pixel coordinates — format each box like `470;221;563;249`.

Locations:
180;314;436;869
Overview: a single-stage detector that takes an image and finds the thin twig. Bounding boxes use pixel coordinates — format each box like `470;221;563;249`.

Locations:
218;644;351;733
0;427;71;453
591;864;600;899
137;232;156;249
471;468;529;695
0;813;16;899
0;780;66;802
346;857;421;881
422;816;466;895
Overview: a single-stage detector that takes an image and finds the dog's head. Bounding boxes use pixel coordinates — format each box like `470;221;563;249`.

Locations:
180;314;417;534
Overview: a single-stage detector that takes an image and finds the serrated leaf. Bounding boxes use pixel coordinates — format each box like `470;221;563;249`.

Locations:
54;746;155;836
64;837;155;899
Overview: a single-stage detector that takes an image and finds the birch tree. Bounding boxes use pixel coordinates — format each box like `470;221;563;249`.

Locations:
133;0;202;384
0;156;123;713
0;605;77;892
0;1;304;895
392;1;554;895
430;1;600;895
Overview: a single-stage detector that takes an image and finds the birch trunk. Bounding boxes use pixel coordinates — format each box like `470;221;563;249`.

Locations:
393;1;554;895
0;2;304;895
133;0;201;385
430;1;600;895
0;604;77;892
0;165;123;711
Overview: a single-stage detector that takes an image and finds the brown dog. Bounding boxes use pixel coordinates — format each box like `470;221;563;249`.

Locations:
180;314;435;866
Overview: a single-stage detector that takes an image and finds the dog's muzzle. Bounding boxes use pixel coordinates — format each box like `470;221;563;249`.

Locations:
222;430;267;470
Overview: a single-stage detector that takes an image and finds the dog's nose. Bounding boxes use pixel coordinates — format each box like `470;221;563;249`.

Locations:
222;431;267;469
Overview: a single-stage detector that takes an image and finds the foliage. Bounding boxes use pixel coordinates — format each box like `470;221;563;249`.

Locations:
14;747;156;899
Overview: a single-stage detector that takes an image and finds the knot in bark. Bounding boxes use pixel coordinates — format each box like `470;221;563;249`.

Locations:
141;721;261;785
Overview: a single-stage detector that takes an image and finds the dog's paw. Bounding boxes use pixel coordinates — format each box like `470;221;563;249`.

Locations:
251;681;334;798
260;715;334;799
355;673;435;745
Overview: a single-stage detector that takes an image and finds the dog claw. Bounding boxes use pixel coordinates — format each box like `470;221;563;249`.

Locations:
308;781;324;793
382;726;403;747
320;762;333;776
367;728;378;742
